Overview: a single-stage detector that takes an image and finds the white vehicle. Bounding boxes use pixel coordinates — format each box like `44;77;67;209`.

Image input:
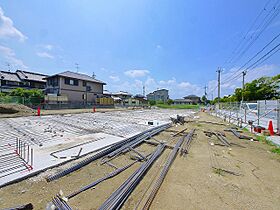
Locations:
240;103;258;114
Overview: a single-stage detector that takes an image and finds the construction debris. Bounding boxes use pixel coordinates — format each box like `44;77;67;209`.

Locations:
98;144;165;210
170;115;185;125
46;123;170;182
204;130;231;147
3;203;33;210
225;128;253;140
180;129;196;156
142;134;187;210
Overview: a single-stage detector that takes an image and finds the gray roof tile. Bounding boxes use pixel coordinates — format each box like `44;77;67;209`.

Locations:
0;71;21;82
16;70;47;83
47;71;106;84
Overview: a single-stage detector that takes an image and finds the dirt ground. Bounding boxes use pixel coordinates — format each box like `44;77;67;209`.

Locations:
0;112;280;209
0;104;35;118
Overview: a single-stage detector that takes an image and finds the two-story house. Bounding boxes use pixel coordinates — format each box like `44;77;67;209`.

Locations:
0;70;47;92
45;71;106;103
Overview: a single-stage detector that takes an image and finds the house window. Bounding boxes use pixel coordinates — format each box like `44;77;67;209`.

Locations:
65;78;78;86
83;81;87;87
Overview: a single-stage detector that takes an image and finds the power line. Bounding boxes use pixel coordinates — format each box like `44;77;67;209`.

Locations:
221;29;280;85
229;0;280;66
221;42;280;86
224;0;273;66
221;0;280;83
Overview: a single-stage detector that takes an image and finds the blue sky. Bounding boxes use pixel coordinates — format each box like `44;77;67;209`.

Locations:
0;0;279;98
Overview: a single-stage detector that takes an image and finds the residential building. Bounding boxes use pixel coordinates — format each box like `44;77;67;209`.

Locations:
0;70;47;92
124;98;148;106
173;99;193;105
183;94;201;104
16;70;47;89
147;89;169;102
103;90;112;98
45;71;106;103
112;91;132;100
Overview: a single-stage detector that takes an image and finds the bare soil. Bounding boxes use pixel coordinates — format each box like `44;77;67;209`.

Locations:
0;103;35;117
0;112;280;210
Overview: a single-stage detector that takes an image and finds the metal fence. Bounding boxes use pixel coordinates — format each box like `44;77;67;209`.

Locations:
0;96;43;108
211;100;280;133
0;96;118;110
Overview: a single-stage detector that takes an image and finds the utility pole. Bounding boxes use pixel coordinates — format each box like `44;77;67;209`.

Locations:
242;71;246;103
6;62;11;71
204;85;207;97
75;63;79;72
217;67;222;109
204;85;207;105
143;85;145;97
92;72;96;78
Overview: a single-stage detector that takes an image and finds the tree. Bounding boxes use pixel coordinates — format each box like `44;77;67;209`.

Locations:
9;88;44;98
148;100;156;106
201;95;207;104
212;74;280;103
166;99;174;105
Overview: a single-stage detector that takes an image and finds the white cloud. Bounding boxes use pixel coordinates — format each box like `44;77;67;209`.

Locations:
159;77;176;85
0;7;27;41
124;69;150;78
178;82;193;89
36;51;54;59
156;45;162;49
43;44;53;51
109;75;120;82
0;45;27;68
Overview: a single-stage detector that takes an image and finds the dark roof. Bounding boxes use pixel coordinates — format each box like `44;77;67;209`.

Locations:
184;94;200;99
46;71;106;84
174;99;192;102
16;70;47;83
134;94;144;98
0;71;21;82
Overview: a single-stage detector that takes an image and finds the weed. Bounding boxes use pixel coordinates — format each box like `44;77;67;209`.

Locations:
155;104;200;109
213;167;224;176
242;127;249;132
271;147;280;154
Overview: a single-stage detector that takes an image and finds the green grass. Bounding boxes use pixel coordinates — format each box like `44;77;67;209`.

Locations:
256;135;276;146
155;104;200;109
271;147;280;154
256;135;280;154
242;127;249;132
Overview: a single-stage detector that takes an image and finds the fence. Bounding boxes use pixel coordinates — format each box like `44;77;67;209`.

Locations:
0;95;116;110
0;96;43;108
211;100;280;133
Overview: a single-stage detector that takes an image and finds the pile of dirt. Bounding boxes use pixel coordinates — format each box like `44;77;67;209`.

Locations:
0;103;35;115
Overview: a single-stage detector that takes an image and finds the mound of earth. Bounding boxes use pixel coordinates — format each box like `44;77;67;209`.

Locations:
0;103;35;115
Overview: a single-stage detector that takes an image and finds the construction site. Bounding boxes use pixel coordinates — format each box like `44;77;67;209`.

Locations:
0;107;280;210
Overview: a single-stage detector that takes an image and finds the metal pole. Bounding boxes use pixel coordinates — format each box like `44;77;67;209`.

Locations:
241;71;246;103
244;107;247;124
217;67;222;109
277;99;280;134
257;101;260;126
